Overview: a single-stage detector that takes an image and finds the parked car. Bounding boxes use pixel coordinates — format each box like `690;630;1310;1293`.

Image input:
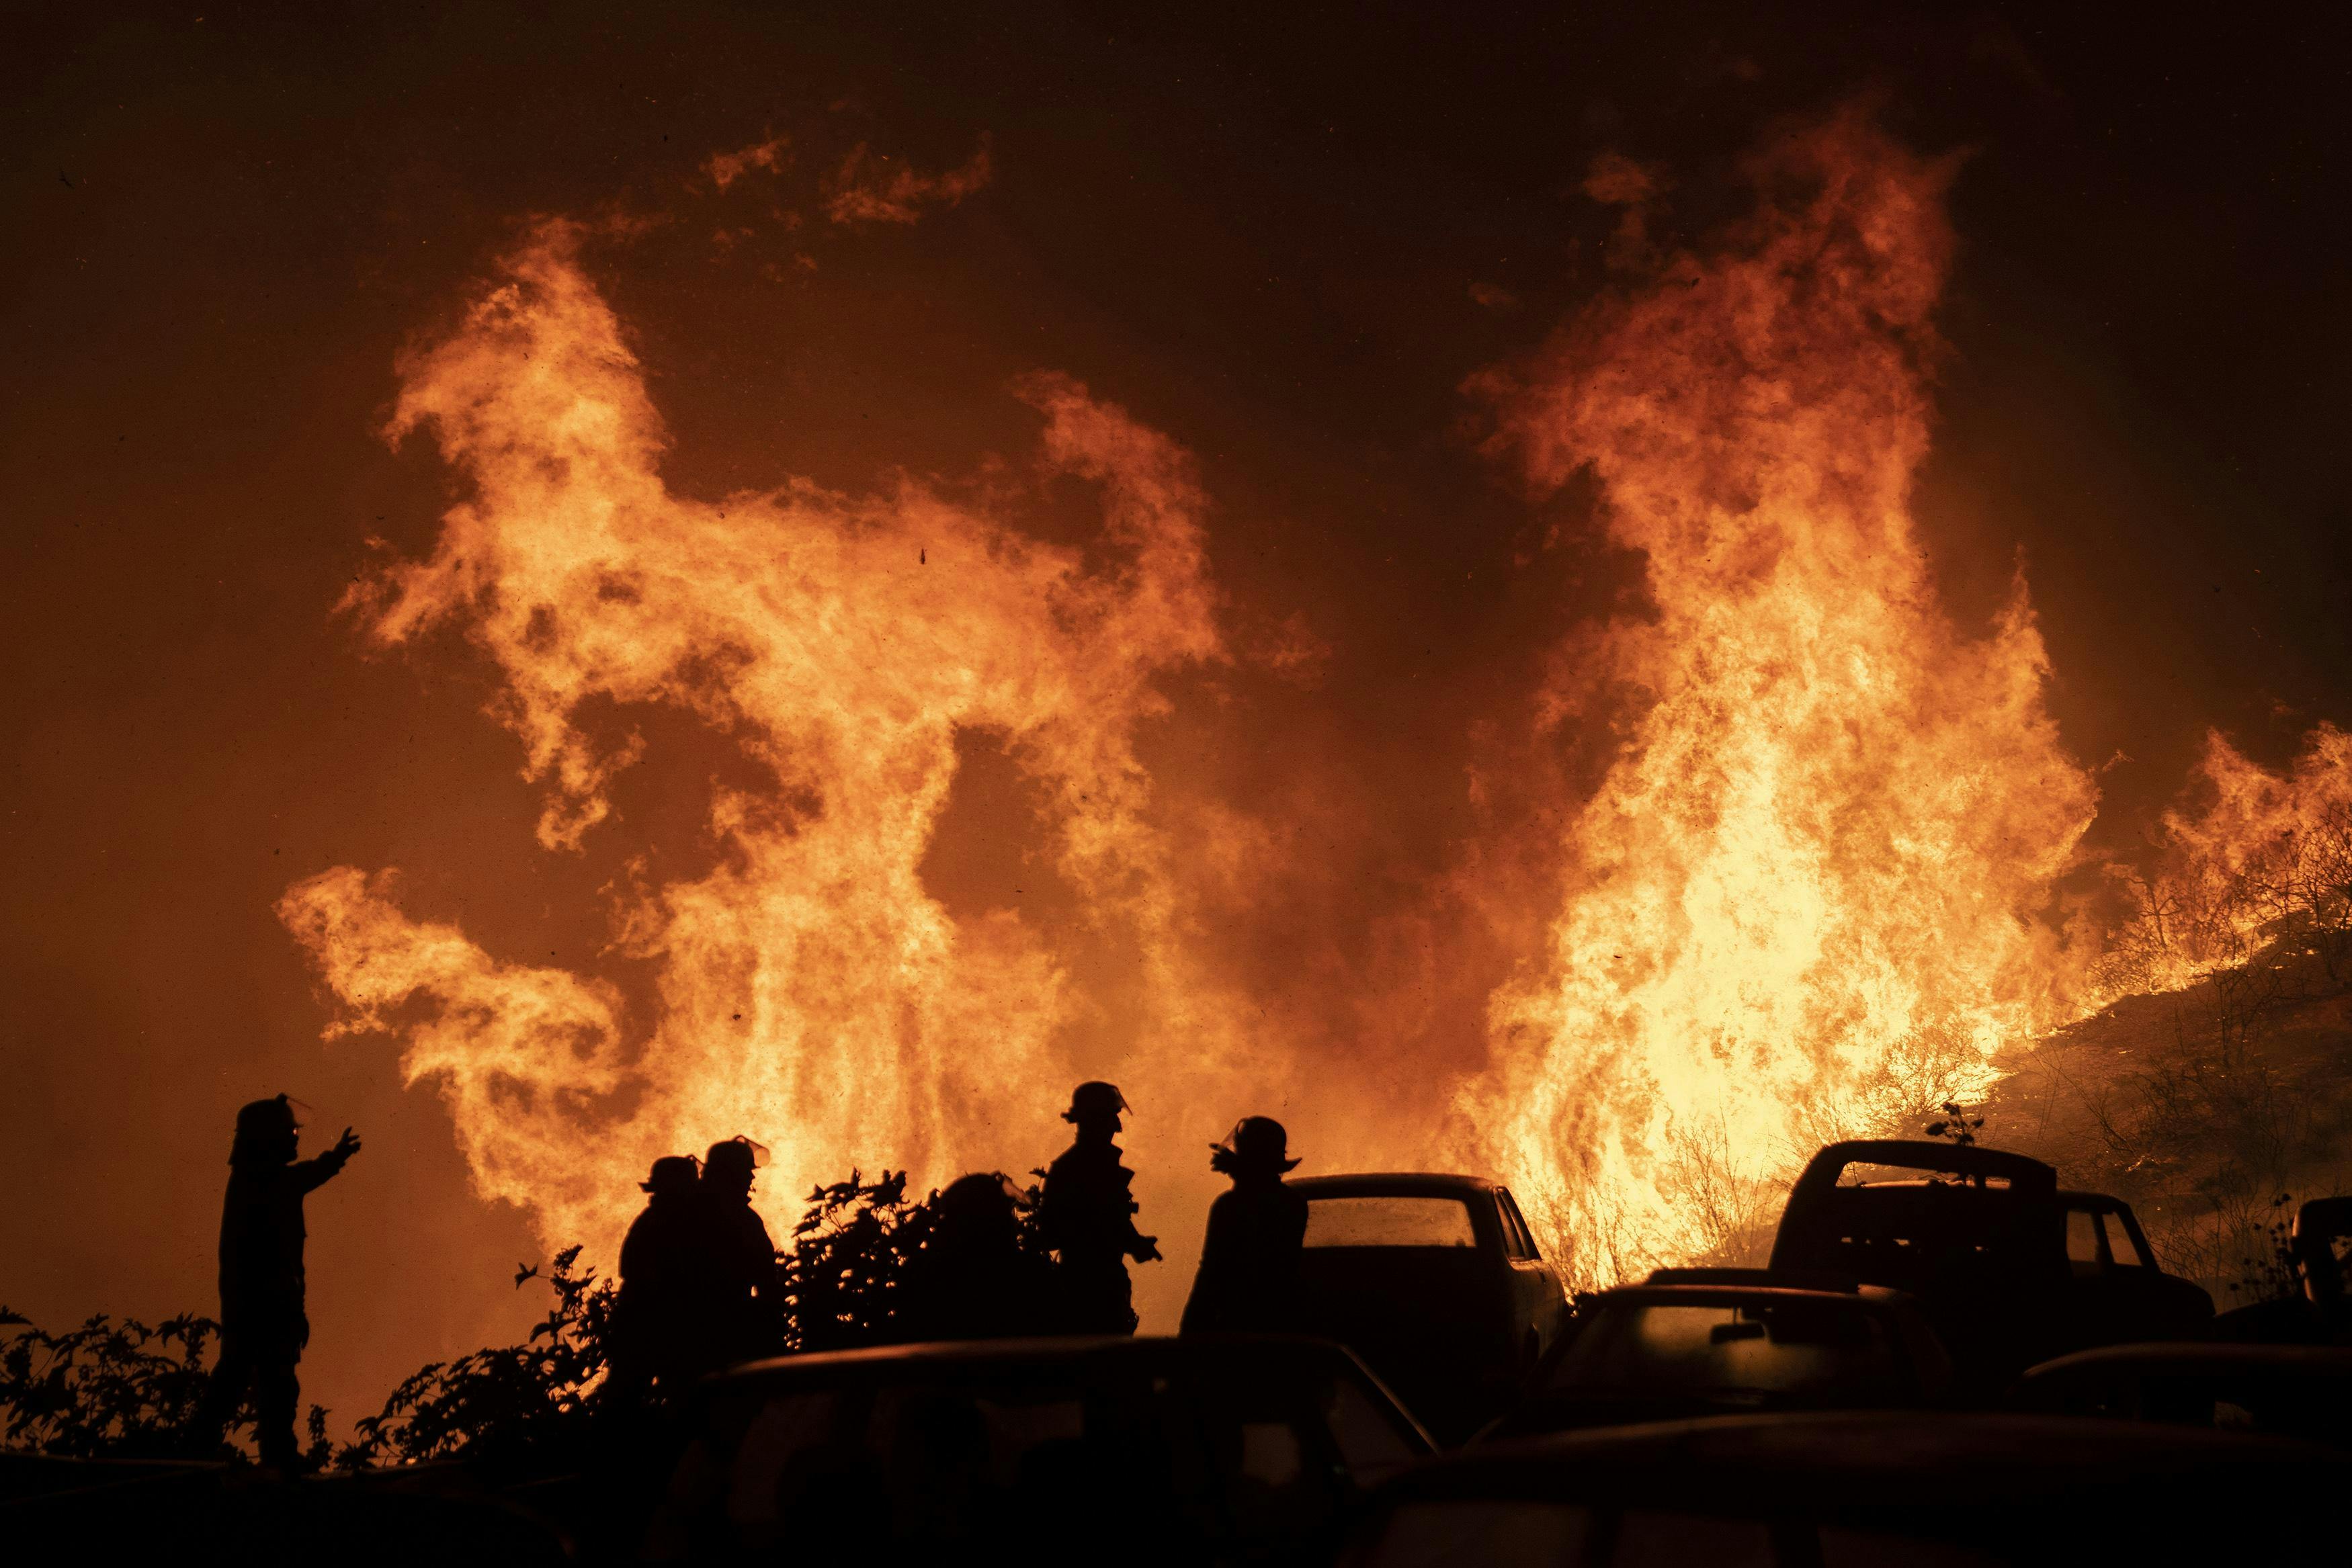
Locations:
2015;1342;2352;1448
1288;1173;1568;1441
1483;1282;1951;1438
633;1335;1431;1564
1337;1410;2351;1567
1767;1140;2212;1381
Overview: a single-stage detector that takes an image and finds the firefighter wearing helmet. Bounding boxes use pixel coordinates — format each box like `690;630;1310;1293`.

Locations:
1039;1082;1159;1334
187;1094;361;1469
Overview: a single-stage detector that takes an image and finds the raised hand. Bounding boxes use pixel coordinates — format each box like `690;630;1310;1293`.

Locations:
333;1127;362;1162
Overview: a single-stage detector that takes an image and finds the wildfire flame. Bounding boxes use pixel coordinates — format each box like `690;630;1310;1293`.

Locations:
280;222;1246;1255
2095;724;2352;1000
1458;113;2101;1285
284;111;2326;1305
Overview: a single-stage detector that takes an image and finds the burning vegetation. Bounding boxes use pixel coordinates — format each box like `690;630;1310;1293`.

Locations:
272;109;2352;1308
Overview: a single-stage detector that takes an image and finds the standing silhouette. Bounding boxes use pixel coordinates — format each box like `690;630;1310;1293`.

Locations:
701;1137;782;1366
187;1095;360;1469
1039;1082;1159;1335
898;1174;1058;1342
610;1155;712;1397
1181;1117;1308;1336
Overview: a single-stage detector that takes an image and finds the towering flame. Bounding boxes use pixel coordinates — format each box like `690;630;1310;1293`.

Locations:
1461;113;2101;1285
280;222;1247;1254
288;112;2158;1303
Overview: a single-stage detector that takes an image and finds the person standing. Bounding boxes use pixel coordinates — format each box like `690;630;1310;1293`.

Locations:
1181;1117;1308;1335
609;1155;712;1398
188;1095;360;1469
1039;1082;1159;1334
700;1137;782;1366
897;1173;1059;1342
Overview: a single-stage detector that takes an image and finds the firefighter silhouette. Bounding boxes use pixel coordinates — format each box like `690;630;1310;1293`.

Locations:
187;1095;360;1467
609;1154;712;1397
1181;1117;1307;1335
898;1174;1058;1343
701;1136;782;1364
1039;1082;1159;1334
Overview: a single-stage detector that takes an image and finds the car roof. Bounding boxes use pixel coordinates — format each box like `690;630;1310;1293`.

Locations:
1379;1411;2347;1515
1288;1172;1501;1197
1589;1284;1896;1311
2055;1189;2127;1209
715;1333;1355;1384
1794;1140;2058;1191
1643;1266;1863;1293
2022;1341;2352;1381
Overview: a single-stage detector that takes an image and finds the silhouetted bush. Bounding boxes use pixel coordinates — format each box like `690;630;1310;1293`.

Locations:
0;1306;329;1464
3;1170;1045;1472
336;1245;618;1470
2226;1193;2303;1307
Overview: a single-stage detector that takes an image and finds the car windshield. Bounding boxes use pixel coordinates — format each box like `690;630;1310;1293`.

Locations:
1304;1195;1476;1248
1550;1300;1901;1399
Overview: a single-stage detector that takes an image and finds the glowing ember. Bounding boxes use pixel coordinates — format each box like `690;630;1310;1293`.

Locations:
1457;112;2101;1287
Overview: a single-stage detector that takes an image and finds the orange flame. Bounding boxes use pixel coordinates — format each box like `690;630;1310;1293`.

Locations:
279;222;1246;1257
286;114;2173;1303
2095;724;2352;998
1459;113;2101;1286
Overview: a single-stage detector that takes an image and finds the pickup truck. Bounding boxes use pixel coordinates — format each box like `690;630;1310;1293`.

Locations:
1766;1140;2212;1383
1288;1173;1569;1442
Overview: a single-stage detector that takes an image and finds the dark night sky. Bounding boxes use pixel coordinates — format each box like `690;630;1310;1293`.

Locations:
5;1;2349;1426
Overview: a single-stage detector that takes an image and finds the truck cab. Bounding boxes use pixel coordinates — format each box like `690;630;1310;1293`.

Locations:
1287;1174;1568;1442
1769;1141;2211;1385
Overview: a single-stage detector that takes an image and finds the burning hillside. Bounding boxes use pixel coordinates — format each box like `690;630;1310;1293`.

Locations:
277;107;2352;1302
1454;111;2099;1285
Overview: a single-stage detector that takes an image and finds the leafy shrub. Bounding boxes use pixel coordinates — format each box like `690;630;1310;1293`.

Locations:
4;1169;1044;1471
336;1244;617;1470
2226;1192;2303;1306
0;1307;328;1465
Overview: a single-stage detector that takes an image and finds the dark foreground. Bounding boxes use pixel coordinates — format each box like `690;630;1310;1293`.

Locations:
12;1137;2352;1564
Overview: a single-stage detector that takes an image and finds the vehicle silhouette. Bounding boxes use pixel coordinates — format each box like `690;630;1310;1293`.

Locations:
1483;1282;1951;1438
1337;1410;2352;1566
1287;1174;1567;1442
1768;1140;2212;1383
634;1334;1431;1565
2014;1341;2352;1448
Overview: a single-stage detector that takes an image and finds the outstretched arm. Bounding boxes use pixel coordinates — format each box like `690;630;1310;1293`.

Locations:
293;1127;362;1192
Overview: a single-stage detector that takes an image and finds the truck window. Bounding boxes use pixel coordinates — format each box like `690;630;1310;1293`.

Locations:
1321;1373;1424;1483
2099;1214;2145;1267
1550;1301;1900;1398
2066;1209;2101;1264
1494;1199;1530;1258
1499;1190;1544;1260
1303;1196;1476;1248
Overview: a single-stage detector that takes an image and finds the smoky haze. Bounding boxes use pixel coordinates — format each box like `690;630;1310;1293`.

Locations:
5;3;2350;1434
